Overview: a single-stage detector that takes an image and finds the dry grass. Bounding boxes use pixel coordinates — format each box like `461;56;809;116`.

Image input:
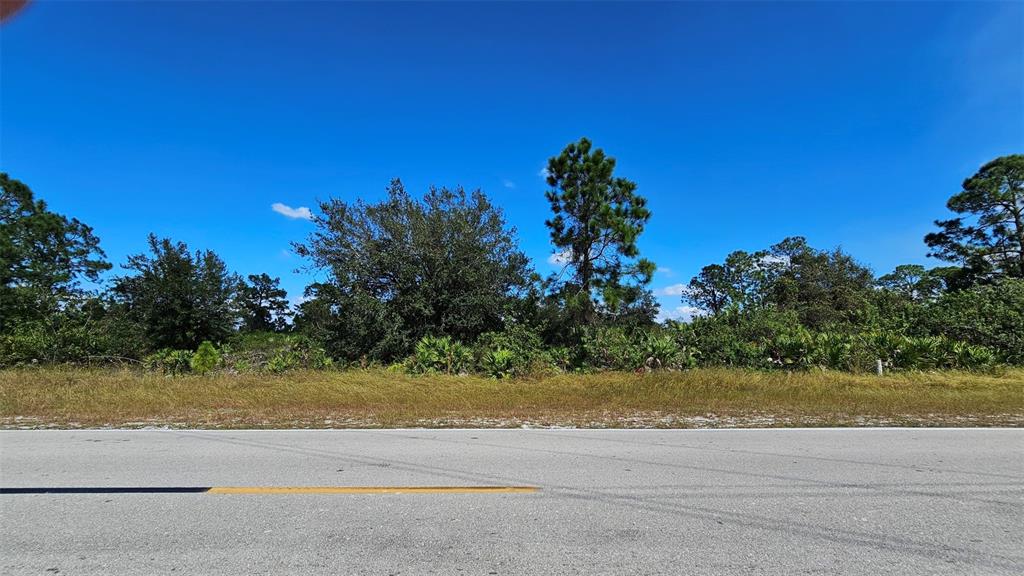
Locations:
1;367;1022;429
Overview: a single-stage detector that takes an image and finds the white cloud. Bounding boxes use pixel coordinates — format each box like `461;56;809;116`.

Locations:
272;202;313;220
547;249;571;266
657;266;673;277
538;166;550;180
289;294;313;307
502;179;516;189
659;283;688;296
657;305;705;323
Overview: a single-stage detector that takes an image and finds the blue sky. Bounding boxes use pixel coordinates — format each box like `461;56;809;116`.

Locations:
2;1;1021;320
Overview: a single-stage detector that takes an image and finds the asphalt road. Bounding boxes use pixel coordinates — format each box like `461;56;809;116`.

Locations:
1;429;1021;575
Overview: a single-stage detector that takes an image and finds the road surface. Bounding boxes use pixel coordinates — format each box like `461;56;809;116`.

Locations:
1;429;1021;575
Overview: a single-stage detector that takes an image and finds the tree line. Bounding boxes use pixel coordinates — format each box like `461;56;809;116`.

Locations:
1;141;1021;374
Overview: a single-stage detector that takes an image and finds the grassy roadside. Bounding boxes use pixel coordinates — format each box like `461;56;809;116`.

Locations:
1;367;1022;429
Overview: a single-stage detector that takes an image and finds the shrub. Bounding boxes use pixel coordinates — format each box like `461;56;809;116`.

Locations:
948;341;996;369
679;307;803;368
267;351;297;373
143;349;193;375
473;324;547;378
921;278;1024;364
219;332;333;373
411;335;473;374
480;348;516;378
637;331;692;371
580;326;643;370
762;328;814;370
189;341;222;375
847;331;998;372
811;332;853;370
578;327;689;372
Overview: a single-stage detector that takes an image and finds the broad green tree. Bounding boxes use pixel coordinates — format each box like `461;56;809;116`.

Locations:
876;264;944;302
544;138;655;325
295;180;531;361
685;264;732;316
684;237;873;330
684;250;780;315
0;174;110;329
240;273;291;332
113;235;240;350
925;154;1024;283
766;237;874;330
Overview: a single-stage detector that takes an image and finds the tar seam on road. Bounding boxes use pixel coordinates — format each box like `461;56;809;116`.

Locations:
0;486;540;495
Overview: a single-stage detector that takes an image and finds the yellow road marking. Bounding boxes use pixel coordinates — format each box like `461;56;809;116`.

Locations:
207;486;539;494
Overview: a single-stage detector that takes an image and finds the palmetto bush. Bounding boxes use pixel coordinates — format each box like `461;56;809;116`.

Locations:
411;335;473;375
480;348;517;379
473;324;547;378
580;326;642;371
579;327;692;372
848;331;997;371
811;332;853;370
762;328;814;370
143;348;194;375
637;331;694;371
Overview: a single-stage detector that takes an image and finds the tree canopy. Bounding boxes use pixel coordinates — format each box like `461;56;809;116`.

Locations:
925;154;1024;284
0;173;110;329
113;235;240;350
240;273;291;332
684;237;874;330
544;138;655;325
295;179;532;361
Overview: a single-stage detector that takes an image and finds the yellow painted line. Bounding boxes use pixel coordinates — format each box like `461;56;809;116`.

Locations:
207;486;539;495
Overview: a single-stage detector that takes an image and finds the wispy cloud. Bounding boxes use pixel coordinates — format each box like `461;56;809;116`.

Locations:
547;249;571;266
657;305;705;323
659;283;687;296
502;179;516;189
657;266;673;277
272;202;313;221
538;166;550;180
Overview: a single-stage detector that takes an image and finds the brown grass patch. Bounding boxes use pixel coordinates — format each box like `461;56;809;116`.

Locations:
1;367;1022;428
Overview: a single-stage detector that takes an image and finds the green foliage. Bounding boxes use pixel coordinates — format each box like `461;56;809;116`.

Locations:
0;297;145;367
189;341;222;375
295;180;532;362
239;273;291;332
219;332;333;373
850;331;997;371
579;326;690;372
876;264;944;302
480;348;516;379
144;349;194;375
684;237;874;331
678;307;802;368
113;235;240;351
1;174;111;331
544;138;655;325
636;331;694;371
925;154;1024;282
411;336;473;375
473;324;546;378
920;278;1024;364
579;326;640;371
762;327;814;370
810;332;853;370
4;158;1022;375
